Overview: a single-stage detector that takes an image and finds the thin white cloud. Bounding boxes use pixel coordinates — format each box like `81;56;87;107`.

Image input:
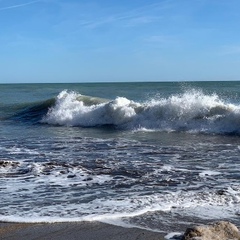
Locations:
67;0;175;30
124;16;162;27
0;0;40;11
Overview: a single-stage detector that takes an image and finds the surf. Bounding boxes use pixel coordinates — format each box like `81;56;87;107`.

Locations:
3;88;240;135
41;89;240;135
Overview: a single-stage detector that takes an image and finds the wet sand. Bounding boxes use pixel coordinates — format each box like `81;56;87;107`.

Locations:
0;221;165;240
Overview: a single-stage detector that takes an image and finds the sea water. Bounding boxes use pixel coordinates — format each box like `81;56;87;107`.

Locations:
0;81;240;233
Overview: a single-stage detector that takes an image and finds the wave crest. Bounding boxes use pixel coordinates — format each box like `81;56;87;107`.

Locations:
41;90;240;134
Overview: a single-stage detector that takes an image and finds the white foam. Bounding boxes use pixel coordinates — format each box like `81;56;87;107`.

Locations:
41;90;138;127
0;146;39;155
199;170;221;177
164;232;183;239
1;184;239;223
42;90;240;135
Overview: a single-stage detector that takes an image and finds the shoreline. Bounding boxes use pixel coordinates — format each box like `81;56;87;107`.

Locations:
0;221;166;240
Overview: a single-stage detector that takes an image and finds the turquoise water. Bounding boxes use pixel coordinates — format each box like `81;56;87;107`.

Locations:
0;81;240;233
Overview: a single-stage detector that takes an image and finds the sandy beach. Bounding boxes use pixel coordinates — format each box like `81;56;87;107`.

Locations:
0;221;165;240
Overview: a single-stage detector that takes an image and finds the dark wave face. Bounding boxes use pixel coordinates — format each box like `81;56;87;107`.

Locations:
10;99;56;124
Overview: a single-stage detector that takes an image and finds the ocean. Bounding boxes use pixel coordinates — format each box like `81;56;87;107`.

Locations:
0;81;240;234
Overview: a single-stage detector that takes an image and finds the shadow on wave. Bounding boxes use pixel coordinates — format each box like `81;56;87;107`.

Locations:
10;98;55;124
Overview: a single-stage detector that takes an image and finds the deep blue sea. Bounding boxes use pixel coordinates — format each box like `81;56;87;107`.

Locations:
0;82;240;234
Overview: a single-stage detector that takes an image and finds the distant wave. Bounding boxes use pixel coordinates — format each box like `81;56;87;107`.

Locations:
40;89;240;135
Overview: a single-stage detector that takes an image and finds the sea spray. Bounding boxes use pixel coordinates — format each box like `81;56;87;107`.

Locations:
42;89;240;134
42;90;138;127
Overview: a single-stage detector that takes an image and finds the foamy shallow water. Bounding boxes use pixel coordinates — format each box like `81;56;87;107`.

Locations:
0;126;240;232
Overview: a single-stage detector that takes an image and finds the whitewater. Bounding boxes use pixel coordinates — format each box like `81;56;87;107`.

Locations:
42;89;240;135
0;81;240;233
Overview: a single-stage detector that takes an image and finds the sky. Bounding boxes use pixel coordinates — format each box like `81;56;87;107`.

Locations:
0;0;240;83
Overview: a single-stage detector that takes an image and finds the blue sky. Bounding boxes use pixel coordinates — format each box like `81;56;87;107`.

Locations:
0;0;240;83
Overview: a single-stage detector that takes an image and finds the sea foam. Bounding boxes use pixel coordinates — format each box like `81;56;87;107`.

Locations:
42;89;240;134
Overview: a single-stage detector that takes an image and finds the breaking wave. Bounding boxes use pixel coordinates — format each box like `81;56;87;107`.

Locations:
41;90;240;135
